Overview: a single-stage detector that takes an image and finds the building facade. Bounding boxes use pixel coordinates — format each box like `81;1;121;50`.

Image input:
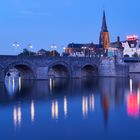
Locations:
65;43;97;57
65;11;112;57
123;35;140;57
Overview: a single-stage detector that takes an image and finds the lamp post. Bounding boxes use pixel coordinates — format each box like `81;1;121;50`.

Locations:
28;44;33;56
89;48;94;57
63;47;66;52
51;45;57;56
89;48;91;57
82;46;87;57
63;47;66;56
12;42;20;55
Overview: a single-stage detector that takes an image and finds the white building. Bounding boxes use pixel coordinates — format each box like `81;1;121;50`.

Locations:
123;35;140;57
69;52;85;57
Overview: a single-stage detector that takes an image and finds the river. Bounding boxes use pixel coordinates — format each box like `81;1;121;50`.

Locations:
1;75;140;140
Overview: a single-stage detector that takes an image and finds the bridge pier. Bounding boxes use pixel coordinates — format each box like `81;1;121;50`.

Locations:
0;70;5;82
36;67;48;80
71;66;82;79
99;59;129;77
128;63;140;73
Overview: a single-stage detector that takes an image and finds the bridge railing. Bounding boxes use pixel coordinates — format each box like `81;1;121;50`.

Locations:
0;55;102;60
123;57;140;62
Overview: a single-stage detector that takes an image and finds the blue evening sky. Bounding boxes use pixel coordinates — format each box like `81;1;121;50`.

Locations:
0;0;139;54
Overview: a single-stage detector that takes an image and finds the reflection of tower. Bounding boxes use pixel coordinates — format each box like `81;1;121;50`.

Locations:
101;95;109;126
99;10;110;50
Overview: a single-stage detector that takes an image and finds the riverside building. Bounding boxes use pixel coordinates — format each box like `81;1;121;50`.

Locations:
123;35;140;57
65;11;110;57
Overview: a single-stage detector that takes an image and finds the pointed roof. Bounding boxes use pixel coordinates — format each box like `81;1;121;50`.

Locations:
101;10;108;32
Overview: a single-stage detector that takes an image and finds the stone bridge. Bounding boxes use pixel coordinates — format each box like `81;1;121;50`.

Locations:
0;55;129;81
123;57;140;73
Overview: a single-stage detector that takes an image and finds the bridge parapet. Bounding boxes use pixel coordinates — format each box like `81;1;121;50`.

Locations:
123;57;140;63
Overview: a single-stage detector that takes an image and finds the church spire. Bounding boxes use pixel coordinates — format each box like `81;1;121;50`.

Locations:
99;10;110;49
101;10;108;32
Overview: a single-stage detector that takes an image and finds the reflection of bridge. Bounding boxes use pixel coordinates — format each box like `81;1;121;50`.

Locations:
1;77;138;128
0;55;128;81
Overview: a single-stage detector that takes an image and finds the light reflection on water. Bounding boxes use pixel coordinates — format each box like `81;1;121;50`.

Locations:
1;75;140;139
4;77;140;121
51;100;59;119
64;96;67;118
31;100;35;122
82;95;95;118
13;105;22;127
5;77;20;96
82;96;88;117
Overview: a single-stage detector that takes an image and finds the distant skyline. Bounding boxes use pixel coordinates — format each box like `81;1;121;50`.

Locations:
0;0;139;54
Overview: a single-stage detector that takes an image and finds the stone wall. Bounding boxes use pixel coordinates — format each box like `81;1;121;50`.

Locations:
0;55;129;82
128;63;140;73
99;58;129;77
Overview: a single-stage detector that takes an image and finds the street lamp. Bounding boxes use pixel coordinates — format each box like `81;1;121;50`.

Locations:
51;44;57;50
89;48;94;57
63;47;66;52
82;46;87;57
28;44;33;49
51;45;57;56
28;44;33;56
12;42;20;55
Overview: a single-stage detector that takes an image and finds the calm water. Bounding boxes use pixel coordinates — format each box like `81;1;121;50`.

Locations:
1;75;140;140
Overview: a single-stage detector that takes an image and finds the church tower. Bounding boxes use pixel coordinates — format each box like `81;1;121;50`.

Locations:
99;11;110;50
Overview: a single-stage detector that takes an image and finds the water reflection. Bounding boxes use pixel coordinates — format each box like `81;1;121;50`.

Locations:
13;105;22;127
18;77;22;92
5;77;20;96
51;100;59;119
64;96;67;118
127;78;140;118
89;95;94;112
49;78;54;95
31;100;35;122
82;95;95;118
130;79;133;93
2;75;140;128
82;96;88;117
127;93;140;118
101;95;109;125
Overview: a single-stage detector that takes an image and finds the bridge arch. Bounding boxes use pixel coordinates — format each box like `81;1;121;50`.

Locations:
4;61;36;80
81;64;98;77
48;61;71;78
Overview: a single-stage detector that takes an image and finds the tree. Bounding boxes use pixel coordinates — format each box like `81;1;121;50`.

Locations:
49;50;60;57
132;53;138;58
18;48;35;56
62;52;69;57
124;54;129;58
